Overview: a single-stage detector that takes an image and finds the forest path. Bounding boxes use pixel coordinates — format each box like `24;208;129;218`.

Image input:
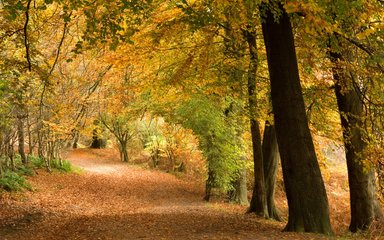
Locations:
0;148;330;239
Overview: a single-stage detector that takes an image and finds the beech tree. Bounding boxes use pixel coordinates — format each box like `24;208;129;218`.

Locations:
260;1;332;234
324;0;384;231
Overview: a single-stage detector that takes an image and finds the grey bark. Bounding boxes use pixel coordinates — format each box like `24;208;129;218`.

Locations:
263;122;281;221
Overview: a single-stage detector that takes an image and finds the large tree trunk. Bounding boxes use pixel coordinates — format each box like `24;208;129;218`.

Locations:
263;122;281;221
225;104;249;206
17;115;27;165
231;168;249;205
329;50;383;232
260;3;332;234
245;28;268;218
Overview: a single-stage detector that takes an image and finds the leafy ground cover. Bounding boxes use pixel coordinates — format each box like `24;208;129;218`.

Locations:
0;149;381;239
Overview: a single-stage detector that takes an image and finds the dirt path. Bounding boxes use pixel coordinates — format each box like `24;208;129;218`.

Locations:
0;149;332;239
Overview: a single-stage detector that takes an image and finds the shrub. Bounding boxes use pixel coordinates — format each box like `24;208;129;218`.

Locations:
29;155;45;168
16;165;34;176
0;171;32;192
51;159;72;172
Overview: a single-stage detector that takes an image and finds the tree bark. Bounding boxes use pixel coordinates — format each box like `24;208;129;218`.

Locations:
204;168;214;201
17;115;27;165
329;50;383;232
26;113;34;156
72;130;80;149
245;28;268;218
90;128;106;149
229;157;249;205
232;168;249;205
262;122;281;221
260;2;333;234
119;139;129;162
204;135;215;201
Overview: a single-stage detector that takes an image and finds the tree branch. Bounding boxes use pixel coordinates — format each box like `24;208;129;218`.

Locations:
24;0;32;71
40;12;72;114
335;32;384;73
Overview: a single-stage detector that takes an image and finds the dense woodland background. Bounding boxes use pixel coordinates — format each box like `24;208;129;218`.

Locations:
0;0;384;238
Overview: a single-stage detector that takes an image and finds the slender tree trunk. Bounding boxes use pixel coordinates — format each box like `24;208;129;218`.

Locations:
0;135;3;176
0;152;3;177
263;122;281;221
8;140;15;171
204;168;214;201
26;113;33;156
37;127;44;159
119;138;129;162
17;115;27;165
72;130;79;149
244;28;268;218
329;50;383;232
260;3;332;234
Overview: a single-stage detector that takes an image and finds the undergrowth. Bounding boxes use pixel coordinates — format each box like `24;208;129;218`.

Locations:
0;170;32;192
0;155;75;192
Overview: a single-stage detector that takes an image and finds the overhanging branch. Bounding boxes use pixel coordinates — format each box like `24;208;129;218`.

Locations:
24;0;32;71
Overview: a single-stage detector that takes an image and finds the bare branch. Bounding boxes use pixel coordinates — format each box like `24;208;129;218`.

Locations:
24;0;32;71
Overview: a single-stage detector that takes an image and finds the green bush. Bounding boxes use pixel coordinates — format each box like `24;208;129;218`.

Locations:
0;171;32;192
29;155;74;172
16;165;34;176
29;155;46;168
51;159;72;172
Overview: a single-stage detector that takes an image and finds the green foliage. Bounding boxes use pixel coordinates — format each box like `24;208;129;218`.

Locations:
51;159;73;173
30;155;46;168
30;155;74;173
176;94;243;192
0;171;32;192
16;165;34;176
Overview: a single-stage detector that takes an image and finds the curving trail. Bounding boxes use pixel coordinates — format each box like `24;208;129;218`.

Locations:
0;149;329;239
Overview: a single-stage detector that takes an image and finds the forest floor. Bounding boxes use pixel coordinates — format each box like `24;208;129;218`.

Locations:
0;148;382;239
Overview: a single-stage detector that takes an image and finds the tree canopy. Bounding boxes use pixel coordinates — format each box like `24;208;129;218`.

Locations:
0;0;383;237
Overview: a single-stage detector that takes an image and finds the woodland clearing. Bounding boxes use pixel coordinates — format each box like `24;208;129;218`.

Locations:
0;148;381;240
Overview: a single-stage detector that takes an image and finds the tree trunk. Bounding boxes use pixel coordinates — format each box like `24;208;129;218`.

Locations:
26;113;34;156
72;130;80;149
119;139;129;162
236;169;249;205
8;140;15;171
263;122;281;221
260;3;332;234
204;168;214;201
0;135;3;176
37;128;44;159
244;28;268;218
17;115;27;165
90;128;106;149
230;162;249;205
329;50;383;232
204;134;216;202
224;103;249;206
